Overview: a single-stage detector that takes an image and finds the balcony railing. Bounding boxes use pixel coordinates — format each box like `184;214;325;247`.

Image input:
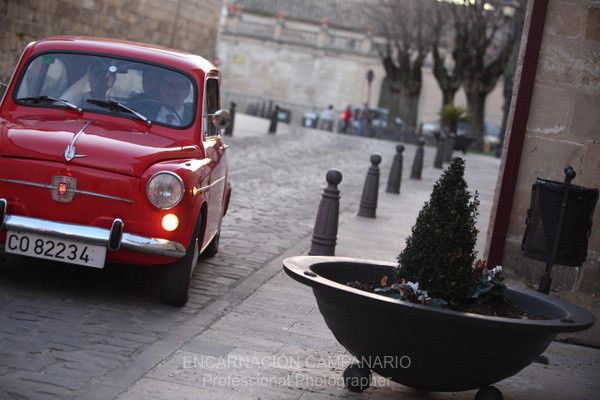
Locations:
223;17;373;56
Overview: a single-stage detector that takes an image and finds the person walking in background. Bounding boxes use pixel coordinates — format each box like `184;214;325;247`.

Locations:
357;102;371;136
224;101;236;136
340;105;352;133
319;104;335;132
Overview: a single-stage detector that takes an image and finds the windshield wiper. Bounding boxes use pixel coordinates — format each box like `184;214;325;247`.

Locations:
18;95;82;113
86;99;152;127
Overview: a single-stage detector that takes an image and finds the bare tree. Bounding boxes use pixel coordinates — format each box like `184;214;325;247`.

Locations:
370;0;435;128
453;0;520;138
431;1;465;109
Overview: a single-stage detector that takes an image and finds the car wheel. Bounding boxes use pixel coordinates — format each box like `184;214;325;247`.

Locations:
160;215;202;306
202;231;220;258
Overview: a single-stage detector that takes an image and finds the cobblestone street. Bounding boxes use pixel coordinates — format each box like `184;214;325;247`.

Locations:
1;0;598;397
0;120;440;399
4;120;594;400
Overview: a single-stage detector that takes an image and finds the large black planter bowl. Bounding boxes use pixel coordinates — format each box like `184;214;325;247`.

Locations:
283;256;595;398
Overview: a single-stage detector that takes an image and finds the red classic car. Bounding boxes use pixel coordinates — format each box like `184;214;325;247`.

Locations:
0;37;231;306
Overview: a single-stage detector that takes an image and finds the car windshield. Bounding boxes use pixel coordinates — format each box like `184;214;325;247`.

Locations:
14;53;196;128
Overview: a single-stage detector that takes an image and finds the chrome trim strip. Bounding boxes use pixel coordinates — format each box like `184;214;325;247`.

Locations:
0;178;134;203
0;178;53;190
197;176;225;193
5;214;110;244
1;212;186;258
120;233;187;258
72;188;134;203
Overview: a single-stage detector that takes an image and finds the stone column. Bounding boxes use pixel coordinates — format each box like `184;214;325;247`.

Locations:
317;17;330;47
225;4;242;32
274;11;286;40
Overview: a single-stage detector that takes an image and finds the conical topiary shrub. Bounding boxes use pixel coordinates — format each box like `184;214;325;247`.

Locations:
396;157;479;306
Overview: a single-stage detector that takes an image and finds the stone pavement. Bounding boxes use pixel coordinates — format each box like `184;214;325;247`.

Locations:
0;115;430;399
1;115;598;399
226;113;294;138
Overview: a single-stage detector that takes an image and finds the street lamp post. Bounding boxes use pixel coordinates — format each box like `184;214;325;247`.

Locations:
366;69;374;108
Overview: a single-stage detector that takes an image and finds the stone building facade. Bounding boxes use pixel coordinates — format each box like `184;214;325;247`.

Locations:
487;0;600;297
0;0;223;81
217;0;503;126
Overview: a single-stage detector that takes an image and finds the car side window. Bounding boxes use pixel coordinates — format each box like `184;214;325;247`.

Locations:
204;78;220;138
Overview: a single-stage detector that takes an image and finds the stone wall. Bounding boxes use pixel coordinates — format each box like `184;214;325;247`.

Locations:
0;0;223;81
487;0;600;295
217;11;504;126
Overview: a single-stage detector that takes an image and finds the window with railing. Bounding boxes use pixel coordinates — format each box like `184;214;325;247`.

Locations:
327;35;357;51
279;29;319;45
235;20;275;38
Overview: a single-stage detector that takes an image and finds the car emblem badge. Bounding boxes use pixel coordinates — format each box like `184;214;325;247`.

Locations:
51;176;77;202
64;120;94;162
64;144;79;161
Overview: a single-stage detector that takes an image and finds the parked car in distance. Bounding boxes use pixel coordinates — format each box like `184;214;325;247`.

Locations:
0;37;232;306
302;111;319;128
369;107;403;129
422;120;502;151
342;106;402;132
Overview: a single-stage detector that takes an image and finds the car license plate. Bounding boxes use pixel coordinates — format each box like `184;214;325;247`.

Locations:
5;231;106;268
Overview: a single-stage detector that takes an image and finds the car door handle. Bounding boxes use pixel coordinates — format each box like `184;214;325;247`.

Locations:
220;144;229;151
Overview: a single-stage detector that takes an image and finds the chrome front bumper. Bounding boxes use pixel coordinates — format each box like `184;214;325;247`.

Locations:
0;199;186;258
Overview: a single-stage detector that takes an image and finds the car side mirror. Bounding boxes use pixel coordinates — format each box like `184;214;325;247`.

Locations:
208;109;231;130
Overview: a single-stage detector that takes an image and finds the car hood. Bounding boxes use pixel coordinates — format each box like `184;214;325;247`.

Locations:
0;116;199;177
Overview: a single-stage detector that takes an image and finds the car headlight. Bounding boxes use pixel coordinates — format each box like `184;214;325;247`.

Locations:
146;171;184;209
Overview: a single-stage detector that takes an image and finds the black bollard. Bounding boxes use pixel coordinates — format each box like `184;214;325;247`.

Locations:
443;132;455;163
309;170;343;256
268;105;279;134
410;139;425;180
434;134;444;169
358;154;382;218
386;145;404;194
224;101;236;136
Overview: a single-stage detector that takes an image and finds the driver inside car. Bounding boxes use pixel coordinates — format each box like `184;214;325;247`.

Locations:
141;73;192;127
128;66;162;103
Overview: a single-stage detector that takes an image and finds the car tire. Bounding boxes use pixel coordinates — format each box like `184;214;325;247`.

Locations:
202;231;220;258
160;215;202;306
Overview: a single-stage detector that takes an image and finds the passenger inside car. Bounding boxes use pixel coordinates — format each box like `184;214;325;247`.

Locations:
61;59;116;107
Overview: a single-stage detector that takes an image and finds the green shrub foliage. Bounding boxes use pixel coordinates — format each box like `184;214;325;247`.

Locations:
396;157;479;306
